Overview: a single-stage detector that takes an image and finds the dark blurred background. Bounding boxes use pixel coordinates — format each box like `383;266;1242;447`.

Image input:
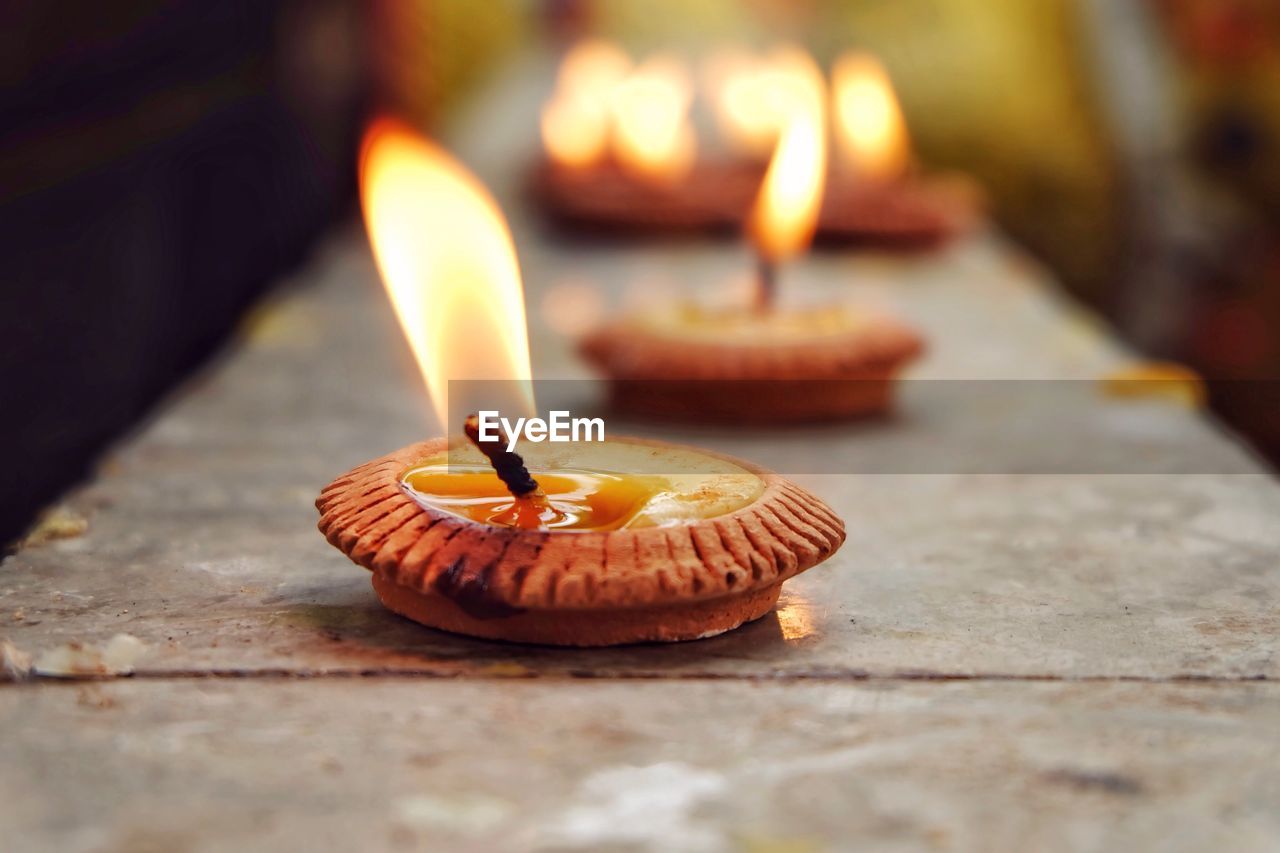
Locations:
0;1;364;544
2;0;1278;544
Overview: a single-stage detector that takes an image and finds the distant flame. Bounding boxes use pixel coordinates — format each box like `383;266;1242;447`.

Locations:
747;49;826;262
832;52;910;180
541;42;695;181
558;38;632;95
541;94;610;169
706;48;814;159
609;56;696;182
705;50;777;157
360;118;533;432
541;39;631;169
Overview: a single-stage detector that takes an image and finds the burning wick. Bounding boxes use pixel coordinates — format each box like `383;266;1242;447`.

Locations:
755;255;777;313
463;412;542;497
743;49;826;315
462;413;553;528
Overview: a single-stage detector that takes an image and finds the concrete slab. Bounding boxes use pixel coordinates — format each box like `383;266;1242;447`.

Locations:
1;231;1275;679
2;679;1276;852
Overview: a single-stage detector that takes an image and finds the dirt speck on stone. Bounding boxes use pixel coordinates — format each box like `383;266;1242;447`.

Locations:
76;686;118;710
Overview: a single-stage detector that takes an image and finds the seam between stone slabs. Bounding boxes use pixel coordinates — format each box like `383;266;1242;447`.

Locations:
1;670;1273;685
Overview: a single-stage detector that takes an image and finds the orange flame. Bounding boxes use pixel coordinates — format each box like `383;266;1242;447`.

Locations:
541;39;631;169
359;118;533;432
832;52;911;180
609;55;696;182
747;49;827;262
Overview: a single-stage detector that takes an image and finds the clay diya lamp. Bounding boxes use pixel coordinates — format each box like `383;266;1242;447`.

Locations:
318;418;843;646
580;304;923;423
817;175;980;249
322;118;844;646
816;51;980;248
581;56;926;423
528;158;758;236
533;41;763;235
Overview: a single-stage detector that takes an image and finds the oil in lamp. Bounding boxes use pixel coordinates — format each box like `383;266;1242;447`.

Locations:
317;118;844;646
580;53;925;423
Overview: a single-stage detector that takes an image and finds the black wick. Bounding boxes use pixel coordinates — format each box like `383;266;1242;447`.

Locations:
755;255;777;312
462;413;542;498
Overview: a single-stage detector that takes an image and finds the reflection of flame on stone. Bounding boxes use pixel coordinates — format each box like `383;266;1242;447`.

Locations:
775;591;816;642
541;278;605;337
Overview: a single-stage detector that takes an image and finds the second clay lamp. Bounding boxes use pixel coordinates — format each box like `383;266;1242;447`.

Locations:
580;52;925;423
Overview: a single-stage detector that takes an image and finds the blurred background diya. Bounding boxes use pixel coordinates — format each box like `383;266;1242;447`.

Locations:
532;37;978;245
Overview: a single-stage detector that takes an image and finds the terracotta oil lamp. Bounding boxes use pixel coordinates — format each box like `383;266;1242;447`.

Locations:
318;119;843;646
580;52;925;423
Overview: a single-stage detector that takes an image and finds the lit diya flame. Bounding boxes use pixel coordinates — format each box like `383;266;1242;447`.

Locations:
832;51;911;181
746;48;827;307
360;118;689;531
359;117;534;433
540;38;631;169
609;55;696;182
705;48;817;159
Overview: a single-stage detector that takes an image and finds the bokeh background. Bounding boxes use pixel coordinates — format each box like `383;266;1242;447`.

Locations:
3;0;1279;543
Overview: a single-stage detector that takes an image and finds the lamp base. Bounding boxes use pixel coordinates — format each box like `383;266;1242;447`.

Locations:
371;571;782;647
